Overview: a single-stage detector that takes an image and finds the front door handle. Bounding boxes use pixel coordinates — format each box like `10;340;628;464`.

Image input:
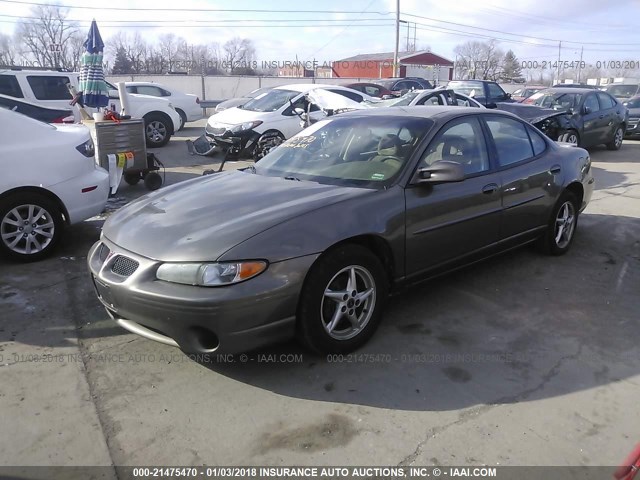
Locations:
549;165;562;174
599;115;604;119
482;183;499;194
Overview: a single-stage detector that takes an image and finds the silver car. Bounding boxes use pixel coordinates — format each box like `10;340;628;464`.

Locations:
88;107;594;354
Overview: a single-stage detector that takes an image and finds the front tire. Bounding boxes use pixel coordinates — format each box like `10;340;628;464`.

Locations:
559;130;580;147
296;245;388;354
144;113;172;148
537;191;579;256
0;192;63;262
606;126;624;150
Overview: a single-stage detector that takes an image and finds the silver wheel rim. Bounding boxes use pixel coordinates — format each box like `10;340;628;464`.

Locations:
321;265;376;340
614;128;623;148
554;201;576;249
1;204;55;255
146;121;167;143
567;133;578;145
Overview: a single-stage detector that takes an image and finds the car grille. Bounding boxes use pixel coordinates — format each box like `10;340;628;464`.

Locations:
628;118;639;126
111;255;139;277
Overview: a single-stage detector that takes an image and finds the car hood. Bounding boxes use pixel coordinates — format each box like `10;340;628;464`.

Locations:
496;102;566;124
102;170;370;262
207;106;277;127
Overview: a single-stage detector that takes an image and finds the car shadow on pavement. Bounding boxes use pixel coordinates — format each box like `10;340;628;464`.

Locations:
591;167;633;191
588;140;640;162
196;212;640;411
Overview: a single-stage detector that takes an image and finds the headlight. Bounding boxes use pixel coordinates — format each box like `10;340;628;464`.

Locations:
229;120;263;134
156;261;268;286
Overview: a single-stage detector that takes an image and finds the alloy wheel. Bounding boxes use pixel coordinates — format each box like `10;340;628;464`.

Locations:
614;128;623;148
146;121;167;143
1;204;55;255
554;201;576;249
320;265;376;340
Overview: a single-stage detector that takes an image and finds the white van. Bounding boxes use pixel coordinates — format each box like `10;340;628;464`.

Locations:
0;68;181;147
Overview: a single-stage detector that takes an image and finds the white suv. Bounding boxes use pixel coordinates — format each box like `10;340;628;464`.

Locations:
0;69;180;147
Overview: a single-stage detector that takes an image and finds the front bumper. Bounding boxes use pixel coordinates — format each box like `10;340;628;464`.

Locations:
87;237;318;354
205;124;260;156
624;119;640;137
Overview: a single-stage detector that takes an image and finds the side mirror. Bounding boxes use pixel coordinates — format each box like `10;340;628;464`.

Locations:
293;107;305;117
382;94;394;100
582;105;591;115
414;160;465;184
108;89;119;99
506;93;512;99
486;102;497;109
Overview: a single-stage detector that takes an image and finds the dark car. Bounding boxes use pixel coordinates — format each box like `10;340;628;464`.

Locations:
495;102;580;143
447;80;515;107
377;77;433;95
552;83;600;89
622;95;640;138
345;82;394;98
89;107;594;355
524;88;628;149
511;86;546;102
0;94;74;123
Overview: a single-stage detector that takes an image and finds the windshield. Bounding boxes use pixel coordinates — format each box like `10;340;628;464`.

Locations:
527;91;583;110
448;81;483;96
241;89;299;112
624;97;640;108
606;85;638;97
247;87;271;99
253;115;434;188
369;91;419;107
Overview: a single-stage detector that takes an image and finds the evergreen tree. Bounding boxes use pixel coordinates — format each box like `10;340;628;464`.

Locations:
111;46;133;74
502;50;522;81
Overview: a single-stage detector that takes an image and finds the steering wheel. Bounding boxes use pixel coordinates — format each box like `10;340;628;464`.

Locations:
374;155;401;164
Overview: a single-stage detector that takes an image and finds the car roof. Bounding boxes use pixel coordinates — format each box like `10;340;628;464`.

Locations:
546;87;600;94
273;83;338;92
340;105;515;120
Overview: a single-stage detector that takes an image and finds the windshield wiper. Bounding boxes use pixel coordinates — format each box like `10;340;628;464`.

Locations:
284;176;301;181
242;165;257;174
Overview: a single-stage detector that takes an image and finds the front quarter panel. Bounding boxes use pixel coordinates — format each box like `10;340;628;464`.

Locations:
218;185;406;279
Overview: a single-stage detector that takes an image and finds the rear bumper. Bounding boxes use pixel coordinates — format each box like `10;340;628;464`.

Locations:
87;238;318;354
50;167;110;224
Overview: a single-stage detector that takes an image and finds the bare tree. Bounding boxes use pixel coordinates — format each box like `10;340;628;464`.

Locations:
454;40;504;80
222;37;256;74
0;33;18;65
15;4;81;69
109;31;150;74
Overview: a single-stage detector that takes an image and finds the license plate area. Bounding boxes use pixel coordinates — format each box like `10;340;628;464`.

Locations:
92;275;115;308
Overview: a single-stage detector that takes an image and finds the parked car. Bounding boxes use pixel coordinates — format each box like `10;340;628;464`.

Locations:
124;82;201;130
622;96;640;138
524;87;628;149
204;84;374;159
345;82;395;98
215;87;272;112
447;80;514;107
89;106;594;355
376;77;433;95
604;83;640;102
551;83;600;89
0;69;181;148
372;89;484;108
0;93;74;123
0;108;109;261
495;102;580;144
511;86;546;102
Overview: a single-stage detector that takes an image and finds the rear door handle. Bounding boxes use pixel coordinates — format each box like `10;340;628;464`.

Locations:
482;183;499;194
549;165;561;174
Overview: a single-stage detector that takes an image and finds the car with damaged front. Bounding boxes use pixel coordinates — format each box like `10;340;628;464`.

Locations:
88;107;594;355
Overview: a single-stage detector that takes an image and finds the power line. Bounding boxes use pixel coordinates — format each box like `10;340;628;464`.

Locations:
0;19;395;28
0;0;393;14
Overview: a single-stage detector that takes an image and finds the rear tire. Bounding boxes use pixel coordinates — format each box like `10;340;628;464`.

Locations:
537;190;579;256
176;109;187;131
0;192;63;262
296;245;388;354
606;126;624;150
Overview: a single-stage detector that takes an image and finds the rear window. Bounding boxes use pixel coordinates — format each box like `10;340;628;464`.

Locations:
0;74;24;98
27;75;72;100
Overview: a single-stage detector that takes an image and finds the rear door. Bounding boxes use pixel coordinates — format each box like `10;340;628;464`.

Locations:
580;92;606;146
596;92;622;141
404;115;502;277
22;74;74;111
483;114;561;241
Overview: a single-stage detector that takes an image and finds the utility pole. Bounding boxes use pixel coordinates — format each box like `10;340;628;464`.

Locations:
414;23;417;52
393;0;400;77
556;40;562;84
406;21;410;52
577;46;584;83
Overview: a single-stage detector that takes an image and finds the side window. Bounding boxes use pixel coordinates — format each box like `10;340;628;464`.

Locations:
287;96;319;113
420;116;490;176
527;125;547;156
455;94;479;107
417;94;442;106
160;88;172;96
487;82;506;100
364;86;379;97
0;75;24;98
329;89;363;103
583;94;600;113
394;81;409;91
135;86;162;96
125;86;136;94
485;116;535;167
26;76;72;100
596;92;615;109
405;81;420;90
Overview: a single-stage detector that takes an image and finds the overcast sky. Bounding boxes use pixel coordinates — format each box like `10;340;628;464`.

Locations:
1;0;639;67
